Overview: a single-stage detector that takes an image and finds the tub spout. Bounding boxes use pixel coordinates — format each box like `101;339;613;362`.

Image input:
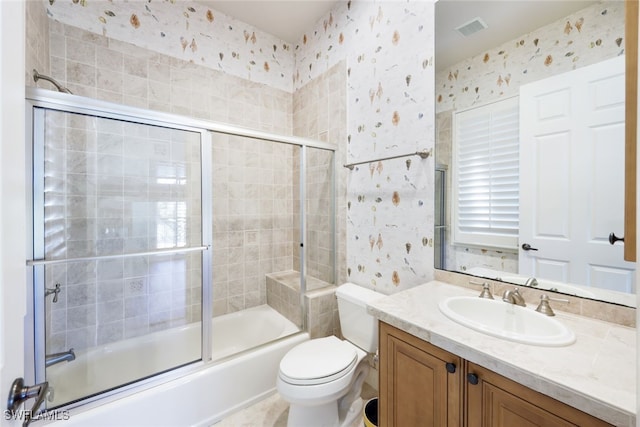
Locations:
45;349;75;367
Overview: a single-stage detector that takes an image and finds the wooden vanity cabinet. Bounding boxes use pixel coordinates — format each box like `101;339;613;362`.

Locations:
379;321;463;427
379;322;613;427
466;362;611;427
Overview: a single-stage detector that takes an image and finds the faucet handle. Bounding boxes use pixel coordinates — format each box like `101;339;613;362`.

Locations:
478;283;494;299
45;283;61;303
535;294;570;317
469;280;494;299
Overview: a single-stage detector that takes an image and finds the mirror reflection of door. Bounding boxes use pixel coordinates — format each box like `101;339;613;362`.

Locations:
519;55;635;293
434;0;634;304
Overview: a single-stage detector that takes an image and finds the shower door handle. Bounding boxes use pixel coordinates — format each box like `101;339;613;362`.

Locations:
6;377;49;427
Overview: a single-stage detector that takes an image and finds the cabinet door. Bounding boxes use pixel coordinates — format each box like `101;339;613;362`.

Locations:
379;322;462;427
466;362;612;427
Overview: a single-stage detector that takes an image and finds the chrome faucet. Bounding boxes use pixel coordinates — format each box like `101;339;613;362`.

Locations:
502;288;526;306
45;283;61;303
524;277;538;287
45;349;75;367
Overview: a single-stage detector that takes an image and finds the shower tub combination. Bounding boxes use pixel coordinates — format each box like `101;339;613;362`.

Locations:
52;305;307;426
25;88;335;425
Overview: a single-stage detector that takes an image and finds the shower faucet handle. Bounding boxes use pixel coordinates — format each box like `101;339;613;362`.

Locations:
45;283;61;303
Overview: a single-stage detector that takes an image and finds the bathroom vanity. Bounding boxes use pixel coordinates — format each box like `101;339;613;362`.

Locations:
379;322;609;426
368;281;636;427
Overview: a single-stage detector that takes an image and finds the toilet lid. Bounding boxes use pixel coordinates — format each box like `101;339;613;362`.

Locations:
279;336;358;385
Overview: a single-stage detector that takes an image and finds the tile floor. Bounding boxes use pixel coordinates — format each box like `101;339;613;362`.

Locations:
215;383;378;427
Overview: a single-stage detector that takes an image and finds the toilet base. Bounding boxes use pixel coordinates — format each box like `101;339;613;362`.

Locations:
287;401;338;427
286;397;364;427
341;396;364;427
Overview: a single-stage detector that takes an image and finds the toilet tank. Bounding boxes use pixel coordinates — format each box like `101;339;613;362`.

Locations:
336;283;383;353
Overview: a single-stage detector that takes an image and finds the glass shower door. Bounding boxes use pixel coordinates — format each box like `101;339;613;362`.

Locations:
303;146;336;289
210;133;303;355
31;108;206;408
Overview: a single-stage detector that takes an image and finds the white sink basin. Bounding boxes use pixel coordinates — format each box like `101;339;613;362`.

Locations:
438;296;576;347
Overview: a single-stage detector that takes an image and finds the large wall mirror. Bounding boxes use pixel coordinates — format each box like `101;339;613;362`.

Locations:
434;0;636;307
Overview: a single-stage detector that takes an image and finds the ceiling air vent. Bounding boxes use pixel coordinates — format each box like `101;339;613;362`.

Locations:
455;17;488;37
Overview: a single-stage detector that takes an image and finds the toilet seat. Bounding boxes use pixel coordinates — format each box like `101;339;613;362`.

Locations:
279;336;358;385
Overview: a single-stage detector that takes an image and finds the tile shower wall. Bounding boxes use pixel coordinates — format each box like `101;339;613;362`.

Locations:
301;147;337;284
434;1;623;273
46;20;293;134
212;135;297;316
293;61;347;286
43;111;202;353
35;18;297;347
25;0;49;84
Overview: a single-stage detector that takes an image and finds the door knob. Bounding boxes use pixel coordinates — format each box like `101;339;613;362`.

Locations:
608;232;624;245
445;362;456;374
521;243;538;251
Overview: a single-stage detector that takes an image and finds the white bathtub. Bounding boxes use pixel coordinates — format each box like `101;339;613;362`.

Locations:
46;305;306;426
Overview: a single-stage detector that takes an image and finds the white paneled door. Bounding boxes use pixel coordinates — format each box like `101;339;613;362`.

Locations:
519;56;635;293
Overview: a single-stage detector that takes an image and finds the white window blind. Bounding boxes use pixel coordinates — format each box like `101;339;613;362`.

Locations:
452;97;519;250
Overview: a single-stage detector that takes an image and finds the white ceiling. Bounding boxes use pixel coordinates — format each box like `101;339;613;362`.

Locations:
435;0;599;71
200;0;341;44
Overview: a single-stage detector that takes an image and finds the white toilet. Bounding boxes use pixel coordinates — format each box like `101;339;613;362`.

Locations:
276;283;383;427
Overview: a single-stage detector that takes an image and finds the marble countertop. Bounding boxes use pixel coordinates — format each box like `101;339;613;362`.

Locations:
367;281;636;427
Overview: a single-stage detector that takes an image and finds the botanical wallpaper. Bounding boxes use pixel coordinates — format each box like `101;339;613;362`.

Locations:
298;1;435;293
434;1;624;274
435;1;624;113
340;2;434;293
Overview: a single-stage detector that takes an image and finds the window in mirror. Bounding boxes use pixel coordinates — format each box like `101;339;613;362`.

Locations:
452;96;519;250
